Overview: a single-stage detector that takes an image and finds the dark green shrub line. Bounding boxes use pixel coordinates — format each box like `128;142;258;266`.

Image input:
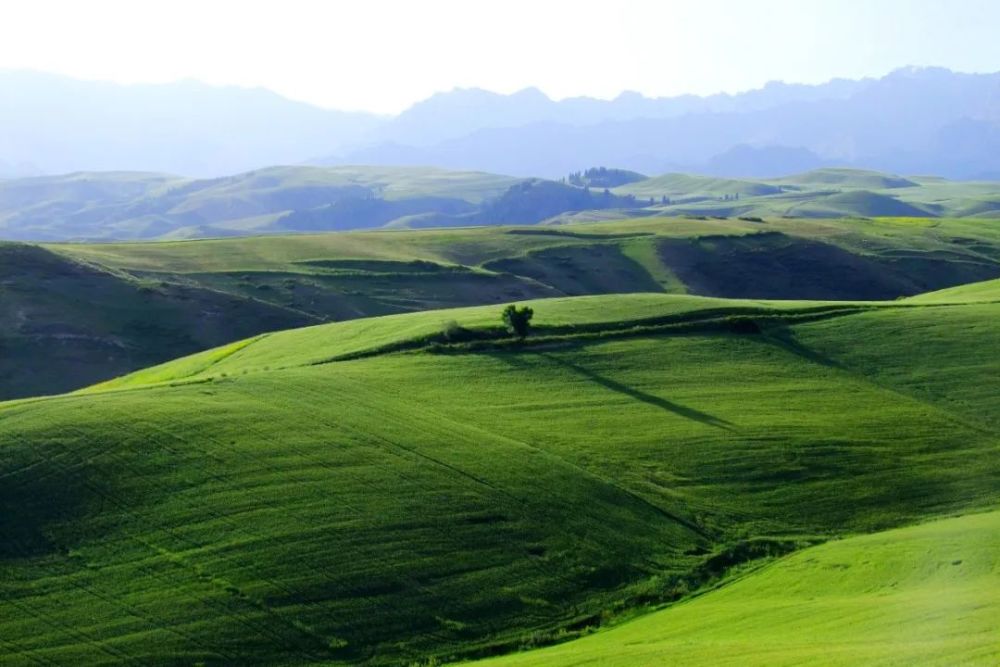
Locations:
532;304;876;337
308;307;875;368
504;229;656;240
78;300;963;396
418;315;809;356
197;267;479;281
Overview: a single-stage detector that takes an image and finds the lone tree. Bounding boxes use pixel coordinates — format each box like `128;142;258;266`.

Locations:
502;304;534;339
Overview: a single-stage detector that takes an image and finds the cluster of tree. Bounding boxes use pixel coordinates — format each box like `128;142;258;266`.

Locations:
564;166;647;188
502;305;534;338
439;305;534;348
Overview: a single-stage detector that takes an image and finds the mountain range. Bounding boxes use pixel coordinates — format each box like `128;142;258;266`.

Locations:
2;67;999;179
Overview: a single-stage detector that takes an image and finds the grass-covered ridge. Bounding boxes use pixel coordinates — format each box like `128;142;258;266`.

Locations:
2;291;998;664
904;276;1000;303
80;293;862;392
473;510;1000;666
4;214;1000;399
0;165;520;241
614;169;1000;220
0;242;312;400
3;166;1000;241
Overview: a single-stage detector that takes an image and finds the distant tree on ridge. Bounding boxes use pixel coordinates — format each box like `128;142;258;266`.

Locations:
502;305;534;339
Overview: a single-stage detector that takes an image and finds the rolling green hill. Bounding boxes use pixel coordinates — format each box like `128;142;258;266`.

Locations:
611;168;1000;220
1;291;998;665
2;166;999;241
614;173;781;200
0;242;312;400
776;167;919;189
0;214;995;400
473;510;1000;666
0;166;521;241
785;190;936;218
904;276;1000;302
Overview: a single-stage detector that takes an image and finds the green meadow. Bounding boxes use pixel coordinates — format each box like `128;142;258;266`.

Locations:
2;286;998;664
3;182;999;663
474;510;1000;666
3;50;1000;667
1;213;993;400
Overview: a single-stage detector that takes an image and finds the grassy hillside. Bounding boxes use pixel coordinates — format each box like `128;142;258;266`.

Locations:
904;276;1000;302
785;190;935;218
776;167;919;189
52;216;1000;293
82;293;820;392
0;166;520;241
0;243;312;400
51;215;1000;311
2;292;998;664
615;173;781;200
2;167;998;240
474;510;1000;666
612;169;1000;220
0;215;987;399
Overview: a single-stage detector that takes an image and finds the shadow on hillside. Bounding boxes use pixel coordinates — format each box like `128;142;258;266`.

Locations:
0;456;97;559
762;324;844;370
533;352;735;431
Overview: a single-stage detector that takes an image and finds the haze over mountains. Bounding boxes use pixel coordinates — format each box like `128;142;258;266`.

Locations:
3;67;999;179
0;70;382;177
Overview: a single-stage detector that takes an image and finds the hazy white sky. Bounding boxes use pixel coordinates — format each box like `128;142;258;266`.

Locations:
2;0;999;114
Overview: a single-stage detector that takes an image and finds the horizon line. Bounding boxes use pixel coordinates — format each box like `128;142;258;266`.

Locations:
3;64;997;116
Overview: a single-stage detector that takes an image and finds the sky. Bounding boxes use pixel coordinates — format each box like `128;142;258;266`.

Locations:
2;0;999;114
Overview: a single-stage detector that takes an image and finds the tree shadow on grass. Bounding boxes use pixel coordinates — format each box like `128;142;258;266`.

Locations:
533;352;736;431
761;324;845;370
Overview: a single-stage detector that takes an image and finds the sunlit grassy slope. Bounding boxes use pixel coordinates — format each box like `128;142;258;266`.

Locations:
2;291;998;665
10;215;998;401
905;276;1000;303
473;510;1000;667
47;215;1000;316
84;293;829;392
50;216;1000;276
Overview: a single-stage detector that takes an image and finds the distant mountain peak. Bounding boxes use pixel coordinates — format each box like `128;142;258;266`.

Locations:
886;65;958;80
511;86;551;100
613;90;647;102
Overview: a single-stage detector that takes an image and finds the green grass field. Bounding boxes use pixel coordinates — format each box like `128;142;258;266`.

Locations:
2;289;998;665
905;276;1000;303
51;216;1000;289
3;213;999;402
472;510;1000;666
4;175;1000;662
